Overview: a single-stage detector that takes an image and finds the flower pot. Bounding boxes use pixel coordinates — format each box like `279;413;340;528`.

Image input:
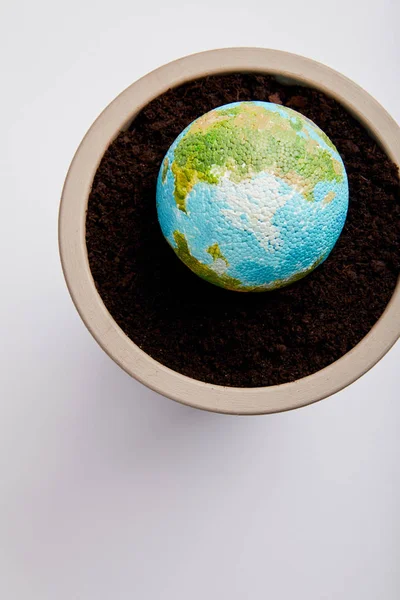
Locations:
59;48;400;415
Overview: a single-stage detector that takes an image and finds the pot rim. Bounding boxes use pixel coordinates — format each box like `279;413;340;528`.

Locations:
59;47;400;415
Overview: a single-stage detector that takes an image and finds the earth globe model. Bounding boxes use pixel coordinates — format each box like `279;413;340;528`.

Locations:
156;101;349;291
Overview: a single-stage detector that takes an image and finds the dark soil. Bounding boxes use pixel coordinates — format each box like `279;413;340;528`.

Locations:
86;73;400;387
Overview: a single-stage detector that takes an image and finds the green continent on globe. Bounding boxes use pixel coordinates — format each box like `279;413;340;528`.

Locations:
171;102;343;212
161;157;169;183
206;243;228;263
173;231;242;290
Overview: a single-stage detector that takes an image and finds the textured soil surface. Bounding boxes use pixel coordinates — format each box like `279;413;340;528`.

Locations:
86;73;400;387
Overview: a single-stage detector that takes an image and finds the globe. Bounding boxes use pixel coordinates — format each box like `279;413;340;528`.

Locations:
156;101;349;291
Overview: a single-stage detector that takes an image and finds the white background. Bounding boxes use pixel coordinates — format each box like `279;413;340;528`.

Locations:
1;0;399;598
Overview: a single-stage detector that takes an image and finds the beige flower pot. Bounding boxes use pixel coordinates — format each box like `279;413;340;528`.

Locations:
59;48;400;415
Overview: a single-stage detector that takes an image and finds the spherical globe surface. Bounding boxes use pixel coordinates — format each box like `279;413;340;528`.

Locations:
156;101;348;291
